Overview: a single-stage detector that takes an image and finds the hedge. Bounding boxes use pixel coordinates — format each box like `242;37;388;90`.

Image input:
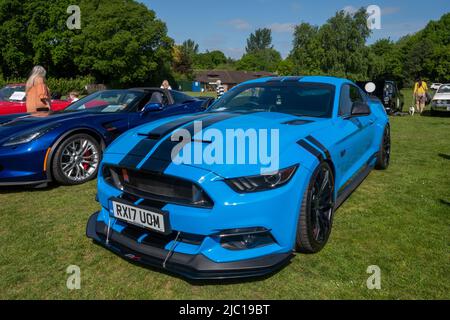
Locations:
0;76;96;96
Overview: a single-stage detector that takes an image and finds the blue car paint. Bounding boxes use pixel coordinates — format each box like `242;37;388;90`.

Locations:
0;90;205;185
90;76;389;273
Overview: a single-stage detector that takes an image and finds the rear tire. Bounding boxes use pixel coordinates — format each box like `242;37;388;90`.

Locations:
375;125;391;170
52;134;101;185
295;162;335;253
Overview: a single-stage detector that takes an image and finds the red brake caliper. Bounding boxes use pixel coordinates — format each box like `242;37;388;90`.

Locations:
82;150;92;170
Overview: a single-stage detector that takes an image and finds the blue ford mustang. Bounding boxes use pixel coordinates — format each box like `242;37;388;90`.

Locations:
86;76;390;279
0;88;207;187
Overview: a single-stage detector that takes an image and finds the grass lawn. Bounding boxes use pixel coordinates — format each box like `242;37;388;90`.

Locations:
0;100;449;299
184;91;217;98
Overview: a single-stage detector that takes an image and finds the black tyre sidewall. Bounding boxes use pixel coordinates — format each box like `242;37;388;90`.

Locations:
296;162;335;253
376;125;390;170
52;134;102;185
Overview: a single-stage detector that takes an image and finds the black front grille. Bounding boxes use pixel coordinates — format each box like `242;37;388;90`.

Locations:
104;166;214;208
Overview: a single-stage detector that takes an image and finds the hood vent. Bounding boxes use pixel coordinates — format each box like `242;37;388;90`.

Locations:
282;119;313;125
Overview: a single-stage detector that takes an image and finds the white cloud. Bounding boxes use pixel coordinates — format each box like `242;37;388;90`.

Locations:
268;22;296;33
223;19;251;30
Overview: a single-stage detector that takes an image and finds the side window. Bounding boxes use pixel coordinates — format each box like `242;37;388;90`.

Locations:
171;91;193;104
339;85;352;116
339;85;363;116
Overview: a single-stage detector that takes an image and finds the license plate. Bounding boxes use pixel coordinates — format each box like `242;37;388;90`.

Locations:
110;199;170;234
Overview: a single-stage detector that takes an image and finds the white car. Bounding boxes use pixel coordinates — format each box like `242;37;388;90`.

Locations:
431;84;450;113
430;83;443;90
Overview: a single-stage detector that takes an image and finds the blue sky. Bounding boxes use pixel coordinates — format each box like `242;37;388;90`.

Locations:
141;0;450;59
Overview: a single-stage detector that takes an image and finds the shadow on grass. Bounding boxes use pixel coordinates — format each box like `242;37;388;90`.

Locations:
438;153;450;160
439;199;450;207
90;240;290;286
421;110;450;117
0;182;59;194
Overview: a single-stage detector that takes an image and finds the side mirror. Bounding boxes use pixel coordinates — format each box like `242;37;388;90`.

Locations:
350;102;371;117
365;82;376;94
141;102;163;115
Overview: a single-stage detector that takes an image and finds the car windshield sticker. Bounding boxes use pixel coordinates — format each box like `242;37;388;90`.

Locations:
9;91;26;101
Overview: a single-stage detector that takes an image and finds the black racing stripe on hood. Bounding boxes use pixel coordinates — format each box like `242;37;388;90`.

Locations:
141;113;209;139
119;139;160;168
305;135;331;160
140;112;241;173
118;113;211;168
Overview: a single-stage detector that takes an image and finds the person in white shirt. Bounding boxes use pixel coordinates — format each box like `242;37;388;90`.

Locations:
216;80;225;98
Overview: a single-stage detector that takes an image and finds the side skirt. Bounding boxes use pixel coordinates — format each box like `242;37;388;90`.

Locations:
334;153;378;210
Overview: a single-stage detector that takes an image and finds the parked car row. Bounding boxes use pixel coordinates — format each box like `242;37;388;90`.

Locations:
1;77;390;279
0;87;208;186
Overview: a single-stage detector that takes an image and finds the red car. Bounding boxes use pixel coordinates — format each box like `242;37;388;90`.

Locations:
0;84;72;115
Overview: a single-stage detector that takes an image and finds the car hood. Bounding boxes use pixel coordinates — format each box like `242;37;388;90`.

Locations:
0;111;105;138
109;112;332;178
433;93;450;100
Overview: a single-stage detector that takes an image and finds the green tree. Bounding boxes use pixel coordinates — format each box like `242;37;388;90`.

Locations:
245;28;273;54
237;49;281;72
181;39;199;58
0;0;174;87
193;50;228;69
289;8;371;79
72;0;173;86
289;23;322;75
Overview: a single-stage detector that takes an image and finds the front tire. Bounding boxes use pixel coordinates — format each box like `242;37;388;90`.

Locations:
52;134;101;185
295;162;335;253
375;125;391;170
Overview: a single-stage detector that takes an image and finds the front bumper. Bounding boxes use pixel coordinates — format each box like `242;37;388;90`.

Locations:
0;143;49;185
431;104;450;112
86;211;293;280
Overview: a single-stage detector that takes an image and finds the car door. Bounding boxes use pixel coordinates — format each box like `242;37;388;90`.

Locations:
169;90;203;114
334;84;376;191
128;90;181;128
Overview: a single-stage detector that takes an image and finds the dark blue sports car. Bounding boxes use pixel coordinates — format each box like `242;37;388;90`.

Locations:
0;88;207;187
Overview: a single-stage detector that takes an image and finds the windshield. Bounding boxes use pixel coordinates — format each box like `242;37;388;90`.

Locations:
0;85;26;102
209;83;335;118
437;84;450;94
63;90;145;113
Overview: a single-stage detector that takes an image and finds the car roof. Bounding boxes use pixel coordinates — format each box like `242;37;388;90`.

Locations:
239;75;349;87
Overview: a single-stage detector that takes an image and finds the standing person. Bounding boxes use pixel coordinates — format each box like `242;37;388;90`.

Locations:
413;78;429;114
160;80;172;90
216;80;225;99
25;66;51;113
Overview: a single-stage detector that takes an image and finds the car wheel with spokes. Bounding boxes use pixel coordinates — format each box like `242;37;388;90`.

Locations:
296;162;335;253
52;134;101;185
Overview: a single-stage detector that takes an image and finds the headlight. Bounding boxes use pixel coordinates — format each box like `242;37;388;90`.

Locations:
2;124;60;147
225;165;298;193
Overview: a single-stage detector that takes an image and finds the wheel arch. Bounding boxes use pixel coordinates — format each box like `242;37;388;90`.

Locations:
45;128;106;181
